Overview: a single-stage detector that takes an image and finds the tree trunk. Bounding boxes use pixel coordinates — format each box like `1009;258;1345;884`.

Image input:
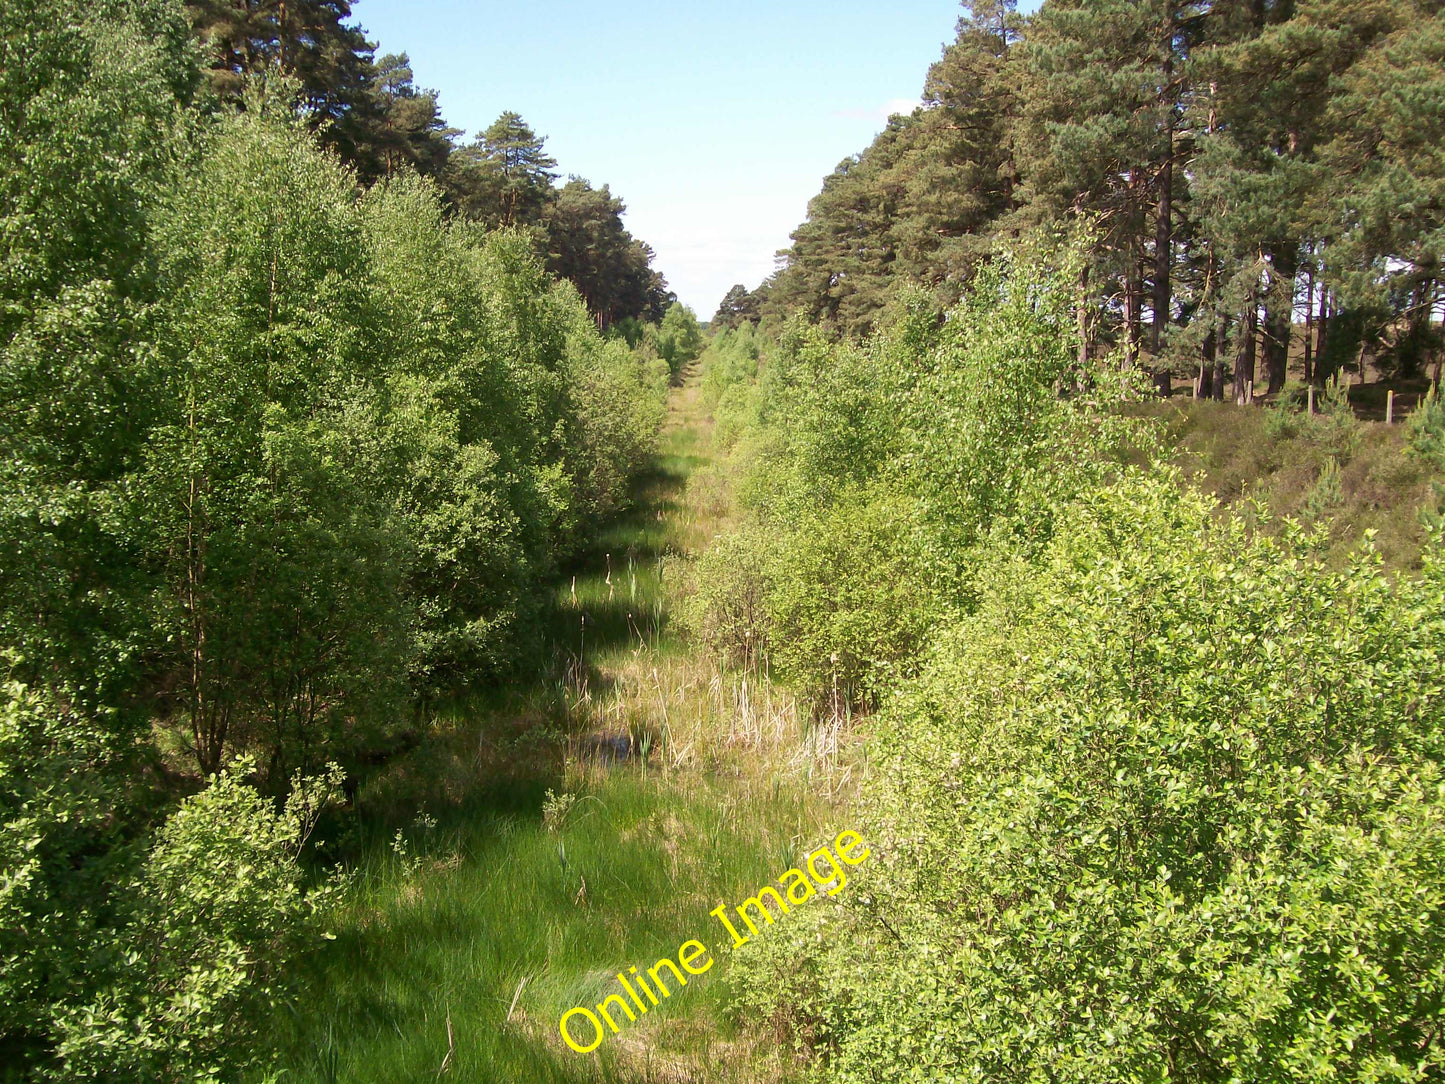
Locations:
1434;281;1444;390
1212;312;1229;400
1124;259;1141;371
1198;326;1216;399
1236;289;1259;403
1402;275;1436;381
1314;288;1333;387
1152;157;1173;356
1077;263;1091;369
1303;264;1315;383
1263;245;1297;394
1152;23;1175;357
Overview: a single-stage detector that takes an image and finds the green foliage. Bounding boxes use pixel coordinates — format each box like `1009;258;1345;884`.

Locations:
683;524;775;669
698;322;765;437
0;680;126;1071
1263;381;1311;440
446;111;558;229
1;682;341;1082
0;0;195;709
1312;373;1364;462
0;3;669;1075
1408;385;1445;473
735;478;1445;1083
711;284;761;330
367;53;456;181
711;232;1445;1080
138;99;412;780
185;0;378;176
656;302;705;380
540;178;672;327
443;122;672;329
1260;376;1361;466
52;761;343;1082
694;250;1151;707
760;0;1441;399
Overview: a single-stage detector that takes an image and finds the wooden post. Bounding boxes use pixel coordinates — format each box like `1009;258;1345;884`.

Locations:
1387;389;1395;425
1308;386;1316;415
1246;379;1254;405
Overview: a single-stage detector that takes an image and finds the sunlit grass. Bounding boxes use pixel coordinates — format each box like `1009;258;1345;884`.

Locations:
271;773;819;1083
259;363;847;1083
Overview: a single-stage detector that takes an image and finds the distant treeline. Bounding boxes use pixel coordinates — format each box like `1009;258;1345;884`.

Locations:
716;0;1444;398
186;0;674;328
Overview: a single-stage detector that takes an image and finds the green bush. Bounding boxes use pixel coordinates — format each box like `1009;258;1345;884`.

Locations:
51;761;343;1082
1;682;342;1082
1408;384;1445;473
682;523;776;669
698;322;763;416
656;301;705;381
0;681;124;1070
693;249;1152;709
762;488;944;709
734;477;1445;1082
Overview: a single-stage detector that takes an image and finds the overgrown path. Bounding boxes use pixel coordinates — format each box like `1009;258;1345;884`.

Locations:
268;368;834;1084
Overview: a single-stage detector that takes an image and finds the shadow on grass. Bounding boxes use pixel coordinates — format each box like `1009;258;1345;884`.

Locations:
328;435;700;856
263;386;759;1083
273;771;807;1084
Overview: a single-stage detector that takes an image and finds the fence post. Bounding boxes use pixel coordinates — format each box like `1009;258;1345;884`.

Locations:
1387;389;1395;425
1308;386;1316;415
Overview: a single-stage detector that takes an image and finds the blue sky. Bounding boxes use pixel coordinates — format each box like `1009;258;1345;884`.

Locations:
350;1;1040;317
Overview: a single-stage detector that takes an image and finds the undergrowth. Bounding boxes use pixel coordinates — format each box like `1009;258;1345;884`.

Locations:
256;368;852;1084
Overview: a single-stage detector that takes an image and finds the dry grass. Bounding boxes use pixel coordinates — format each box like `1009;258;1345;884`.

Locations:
564;651;857;802
1141;397;1439;570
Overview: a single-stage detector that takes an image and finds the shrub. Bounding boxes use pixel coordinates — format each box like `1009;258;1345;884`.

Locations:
1408;384;1445;473
762;488;945;710
2;682;342;1082
52;761;343;1082
735;477;1445;1083
0;681;124;1069
694;249;1153;706
682;524;776;669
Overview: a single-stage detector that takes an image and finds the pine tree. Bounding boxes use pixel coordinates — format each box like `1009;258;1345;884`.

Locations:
446;111;559;229
367;52;458;181
541;178;671;328
1017;0;1203;368
184;0;378;169
766;3;1024;335
1316;0;1445;380
889;0;1021;296
713;284;761;329
765;123;913;337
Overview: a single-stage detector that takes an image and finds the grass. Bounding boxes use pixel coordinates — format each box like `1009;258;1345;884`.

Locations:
258;366;846;1083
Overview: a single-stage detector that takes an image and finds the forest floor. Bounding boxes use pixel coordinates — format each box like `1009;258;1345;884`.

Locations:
1142;396;1440;571
262;367;849;1084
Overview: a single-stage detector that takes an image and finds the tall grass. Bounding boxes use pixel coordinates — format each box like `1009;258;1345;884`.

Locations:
258;363;850;1083
273;773;819;1083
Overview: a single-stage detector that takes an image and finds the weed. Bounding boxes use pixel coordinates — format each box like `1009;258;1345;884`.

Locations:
541;788;577;833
